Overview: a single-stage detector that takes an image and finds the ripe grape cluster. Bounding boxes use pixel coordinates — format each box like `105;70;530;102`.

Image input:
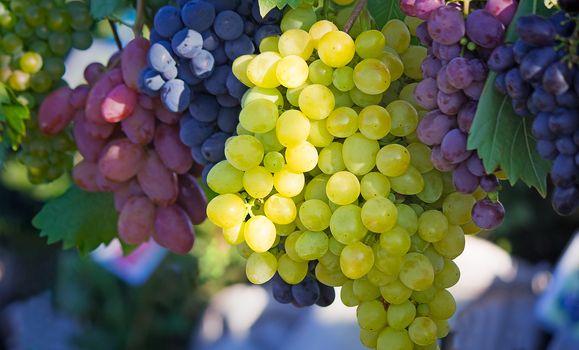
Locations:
38;38;207;255
204;9;493;348
403;0;511;230
140;0;283;179
0;0;93;183
488;11;579;215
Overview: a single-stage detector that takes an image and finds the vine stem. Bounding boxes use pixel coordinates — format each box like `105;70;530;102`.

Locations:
462;0;471;16
133;0;145;38
343;0;367;33
108;19;123;51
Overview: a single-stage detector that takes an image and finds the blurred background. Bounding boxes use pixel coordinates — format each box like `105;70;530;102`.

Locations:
1;17;579;350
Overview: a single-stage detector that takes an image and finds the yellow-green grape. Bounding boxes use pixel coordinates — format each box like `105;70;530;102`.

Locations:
276;221;297;236
254;129;283;152
278;29;314;60
207;160;244;194
9;70;30;91
242;167;272;199
355;29;386;59
350;87;383;107
353;277;381;301
329;237;345;256
223;222;245;245
442;192;476;225
399;82;423;111
380;279;412;304
315;260;349;286
353;58;391;95
276;109;311;147
382;19;411;53
264;194;297;225
376;144;411;177
259;36;279;52
462;221;481;235
374;244;403;276
408;317;437;346
434;259;460;289
308;59;333;86
400;45;427;80
263;151;285;173
19;52;42;74
273;169;305;197
317;30;356;68
332;66;355;92
433;225;465;259
30;71;52;93
246;52;281;88
318;142;346;175
380;226;411;256
340;241;374;279
242;86;284;109
309;19;338;48
244;215;276;253
225;135;264;171
396;204;418;235
377;328;413;350
299;199;332;231
417;171;443;203
357;300;388;331
239;99;278;133
412;286;437;304
390;166;425;195
330;204;367;244
286;82;309;107
418;210;449;243
295;230;329;260
428;289;456;320
407;143;433;173
361;196;398;233
360;328;379;349
307;119;334;147
404;16;423;35
276;55;309;88
411;234;430;253
367;265;396;286
423;246;444;273
331;84;355;106
434;319;450;338
278;254;308;284
326;106;358;137
358;105;391;140
326;171;360;205
305;174;329;201
236;124;252;135
246;251;277;284
360;172;391;200
207;194;247;228
285;141;318;173
231;55;256;87
386;100;419;136
399;252;435;291
285;231;305;262
299;84;335;120
319;250;341;270
379;49;404;81
341;280;360;307
342;133;379;175
280;6;317;32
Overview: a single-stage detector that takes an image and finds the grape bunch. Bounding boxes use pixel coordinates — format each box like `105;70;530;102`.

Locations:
204;9;493;348
487;11;579;215
0;0;93;183
140;0;285;180
402;0;512;230
37;38;207;255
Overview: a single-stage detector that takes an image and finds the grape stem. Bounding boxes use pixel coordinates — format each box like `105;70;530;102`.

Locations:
108;19;123;51
133;0;146;38
343;0;367;33
462;0;470;15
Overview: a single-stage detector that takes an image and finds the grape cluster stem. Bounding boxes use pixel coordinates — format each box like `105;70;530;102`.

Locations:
343;0;368;33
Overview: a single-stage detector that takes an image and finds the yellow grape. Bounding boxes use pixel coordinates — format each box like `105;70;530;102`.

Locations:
340;241;374;279
361;196;398;233
326;106;358;137
286;82;310;107
225;135;264;171
308;59;334;86
244;215;276;253
377;328;413;350
307;119;334;147
385;100;419;137
376;144;411;177
278;254;308;284
246;251;277;284
299;84;335;120
232;54;256;87
355;30;386;59
382;19;411;53
246;52;281;88
276;55;309;88
350;87;383;107
330;204;368;244
331;85;355;108
417;210;449;243
207;194;247;229
309;20;338;48
390;166;425;195
222;222;245;245
318;142;346;175
342;133;380;175
239;99;278;133
326;171;360;205
276;109;311;147
278;29;314;60
299;199;332;231
353;58;391;95
332;66;355;92
273;169;305;197
285;141;318;173
358;105;391;140
360;172;391;200
241;86;284;109
317;31;356;68
264;194;297;225
259;36;279;52
243;166;273;198
304;174;329;201
400;45;427;80
207;160;244;194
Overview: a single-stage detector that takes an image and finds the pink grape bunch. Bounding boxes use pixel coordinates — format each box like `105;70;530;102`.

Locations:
37;38;207;254
401;0;517;230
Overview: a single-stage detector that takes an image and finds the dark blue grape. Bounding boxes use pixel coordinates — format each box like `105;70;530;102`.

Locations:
217;107;240;133
531;86;556;112
574;130;579;146
176;0;189;8
549;108;579;135
139;68;165;94
271;274;293;304
552;185;579;216
251;1;282;24
190;49;215;78
191;146;209;165
488;44;514;72
226;72;248;99
543;61;572;96
154;6;183;38
177;59;202;85
201;132;229;162
527;98;539;115
171;28;203;58
537;140;558;160
556;137;578;155
204;65;229;95
161;79;191;113
202;30;221;51
550;11;575;36
202;162;214;184
212;45;228;65
519;46;558;83
214;10;244;41
207;0;240;12
516;15;556;47
551;154;578;186
532;112;556;140
225;34;255;60
216;94;239;107
512;98;530;117
253;24;281;46
291;276;320;307
512;40;531;64
244;21;256;36
148;41;176;73
189;93;219;122
181;1;215;32
315;282;335;307
180;117;216;147
505;68;532;99
161;64;178;80
150;30;162;43
556;91;579;109
494;73;507;94
237;0;253;17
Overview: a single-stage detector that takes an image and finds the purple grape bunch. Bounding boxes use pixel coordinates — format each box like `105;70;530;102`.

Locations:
487;11;579;215
401;0;514;230
271;262;336;308
140;0;282;181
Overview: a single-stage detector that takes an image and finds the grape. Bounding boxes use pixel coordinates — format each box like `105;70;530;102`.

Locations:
177;174;208;225
137;150;179;206
466;10;505;49
516;15;556;47
519;46;558;82
117;196;155;245
505;68;531;99
38;86;75;135
472;199;505;229
414;0;445;20
154;124;192;174
485;0;517;25
154;6;183;38
292;276;320;306
271;274;293;304
416;111;456;146
214;10;244;41
72;160;99;192
543;61;572;96
552;186;579;216
246;251;277;284
427;5;465;45
299;84;335;120
181;1;215;32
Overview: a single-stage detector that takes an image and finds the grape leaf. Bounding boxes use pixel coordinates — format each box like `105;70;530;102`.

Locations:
368;0;405;29
33;185;119;255
90;0;122;19
467;0;556;197
0;83;29;149
259;0;280;16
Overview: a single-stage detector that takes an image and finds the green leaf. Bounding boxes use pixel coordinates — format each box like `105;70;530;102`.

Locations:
90;0;122;19
3;105;28;135
259;0;283;16
287;0;303;8
33;185;119;255
368;0;405;30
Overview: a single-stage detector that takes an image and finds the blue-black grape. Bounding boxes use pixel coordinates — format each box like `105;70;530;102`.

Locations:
161;79;191;112
480;174;500;192
177;59;202;85
181;1;215;32
171;28;203;58
204;65;229;95
217;107;240;133
556;91;579;109
201;132;230;162
552;185;579;216
494;73;507;94
549;108;579;135
225;34;255;61
519;46;558;82
315;282;335;307
551;155;578;187
161;64;179;80
556;137;578;155
537;140;558;160
291;276;320;307
511;98;530;117
180;117;216;147
189;93;220;122
226;72;248;99
216;94;239;108
154;6;184;38
252;1;283;24
237;0;253;17
212;45;228;65
214;10;244;41
202;30;221;51
512;40;531;64
148;41;176;72
191;49;215;78
191;145;209;165
532;113;556;140
516;15;556;47
253;24;281;46
531;86;556;112
271;274;293;304
209;0;240;12
550;11;575;36
488;44;514;72
543;61;572;96
505;68;531;99
140;68;165;93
